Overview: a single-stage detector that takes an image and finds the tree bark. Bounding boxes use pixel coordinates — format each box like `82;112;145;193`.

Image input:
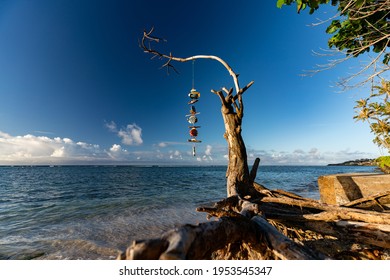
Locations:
222;109;250;197
211;83;254;197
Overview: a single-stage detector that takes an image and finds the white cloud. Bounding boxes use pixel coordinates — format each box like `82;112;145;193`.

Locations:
106;121;143;146
76;142;90;149
158;142;168;148
0;131;105;164
204;145;213;161
105;121;117;132
110;144;122;153
293;149;305;154
51;147;65;157
154;141;194;149
169;150;183;160
205;145;212;156
107;144;129;159
118;124;143;145
308;148;320;156
63;138;73;144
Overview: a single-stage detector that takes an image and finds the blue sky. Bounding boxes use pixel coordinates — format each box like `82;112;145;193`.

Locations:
0;0;385;165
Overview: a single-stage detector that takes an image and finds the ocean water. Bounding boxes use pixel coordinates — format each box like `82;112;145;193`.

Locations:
0;165;379;260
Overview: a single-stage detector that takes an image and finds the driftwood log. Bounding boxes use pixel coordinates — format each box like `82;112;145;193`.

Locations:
118;180;390;260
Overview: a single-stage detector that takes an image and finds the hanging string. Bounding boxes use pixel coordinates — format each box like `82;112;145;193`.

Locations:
192;60;195;89
192;60;195;156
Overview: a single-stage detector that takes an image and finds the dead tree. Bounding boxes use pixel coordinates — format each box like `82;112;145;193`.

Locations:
141;28;257;197
116;28;390;261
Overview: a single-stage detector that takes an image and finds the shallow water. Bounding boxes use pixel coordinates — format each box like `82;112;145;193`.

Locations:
0;165;378;259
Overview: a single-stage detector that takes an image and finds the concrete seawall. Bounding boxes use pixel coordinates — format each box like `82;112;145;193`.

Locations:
318;173;390;205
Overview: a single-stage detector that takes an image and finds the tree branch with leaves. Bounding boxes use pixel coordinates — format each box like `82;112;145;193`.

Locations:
277;0;390;161
354;79;390;152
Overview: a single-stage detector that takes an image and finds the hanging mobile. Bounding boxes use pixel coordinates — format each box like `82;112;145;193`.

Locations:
186;60;201;156
188;89;200;104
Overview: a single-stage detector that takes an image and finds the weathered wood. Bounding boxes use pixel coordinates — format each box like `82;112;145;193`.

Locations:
250;216;326;260
117;239;168;260
186;218;257;259
117;214;325;260
248;185;390;250
342;191;390;211
222;110;250;197
160;226;198;260
259;195;390;224
197;185;390;249
264;211;390;249
119;187;390;259
118;217;257;260
249;158;260;186
118;171;390;260
302;208;390;225
335;221;390;249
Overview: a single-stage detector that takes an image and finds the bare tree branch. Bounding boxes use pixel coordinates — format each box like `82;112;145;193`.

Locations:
140;28;255;96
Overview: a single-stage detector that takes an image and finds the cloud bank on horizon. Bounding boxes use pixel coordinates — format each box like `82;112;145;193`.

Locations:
0;130;378;165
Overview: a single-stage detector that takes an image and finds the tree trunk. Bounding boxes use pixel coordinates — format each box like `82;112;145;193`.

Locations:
222;111;250;197
212;84;254;198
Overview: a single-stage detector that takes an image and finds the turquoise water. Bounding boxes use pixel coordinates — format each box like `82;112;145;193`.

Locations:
0;165;378;260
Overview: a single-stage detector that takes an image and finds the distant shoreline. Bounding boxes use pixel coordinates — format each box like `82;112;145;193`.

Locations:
327;158;376;166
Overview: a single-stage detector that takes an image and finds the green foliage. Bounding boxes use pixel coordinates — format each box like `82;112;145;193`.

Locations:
354;79;390;153
276;0;337;14
276;0;390;57
326;20;341;34
384;53;390;65
376;156;390;174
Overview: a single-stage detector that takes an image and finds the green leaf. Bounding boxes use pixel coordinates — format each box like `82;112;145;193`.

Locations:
355;99;367;108
326;20;341;34
355;0;364;8
383;53;390;65
276;0;285;8
297;3;307;13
